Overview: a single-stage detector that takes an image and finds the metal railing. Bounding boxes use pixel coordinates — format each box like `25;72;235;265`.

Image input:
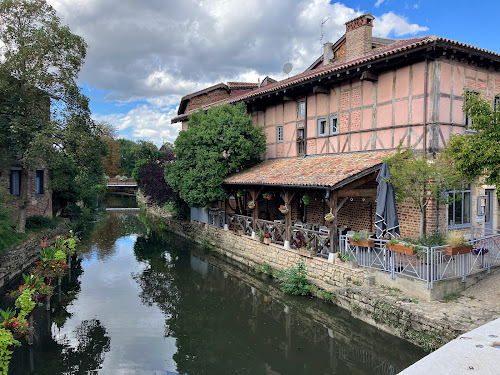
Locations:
340;230;500;289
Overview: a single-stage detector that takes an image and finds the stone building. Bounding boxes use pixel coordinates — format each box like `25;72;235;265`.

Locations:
172;13;500;242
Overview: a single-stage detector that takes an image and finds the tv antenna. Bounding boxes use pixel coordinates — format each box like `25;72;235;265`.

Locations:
320;17;330;52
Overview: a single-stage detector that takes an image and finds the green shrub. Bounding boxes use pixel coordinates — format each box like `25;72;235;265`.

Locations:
25;215;61;230
0;327;18;375
0;207;25;253
276;261;311;296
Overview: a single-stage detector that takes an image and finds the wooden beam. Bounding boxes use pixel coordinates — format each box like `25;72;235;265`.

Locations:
336;197;348;212
337;189;377;198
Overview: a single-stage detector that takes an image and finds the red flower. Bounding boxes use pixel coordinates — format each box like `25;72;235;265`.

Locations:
42;243;46;248
43;238;47;242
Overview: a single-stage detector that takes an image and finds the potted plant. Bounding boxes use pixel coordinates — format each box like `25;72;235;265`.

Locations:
263;192;272;201
386;239;416;255
302;194;311;205
263;233;271;245
294;234;315;257
445;232;473;255
348;231;375;248
296;135;303;142
247;200;255;209
1;316;31;341
324;212;335;223
338;253;357;268
279;205;289;215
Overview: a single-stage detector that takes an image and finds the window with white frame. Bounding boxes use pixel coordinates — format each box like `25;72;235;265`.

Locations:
447;185;471;228
330;115;338;134
317;118;327;136
277;126;283;143
297;101;306;117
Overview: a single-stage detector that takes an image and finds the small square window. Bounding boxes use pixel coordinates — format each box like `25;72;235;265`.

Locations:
297;101;306;117
330;116;338;134
36;170;44;194
277;126;283;143
317;118;327;136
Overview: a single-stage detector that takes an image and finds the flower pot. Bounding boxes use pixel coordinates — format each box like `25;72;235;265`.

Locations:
445;244;473;256
325;215;334;223
348;238;375;248
263;237;271;245
279;208;289;215
387;243;416;255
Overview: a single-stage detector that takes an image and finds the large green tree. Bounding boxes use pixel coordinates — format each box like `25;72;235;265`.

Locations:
165;103;266;207
444;92;500;190
0;0;87;231
385;146;464;238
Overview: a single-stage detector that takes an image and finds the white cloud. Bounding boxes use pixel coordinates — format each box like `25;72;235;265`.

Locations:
45;0;428;144
374;12;428;37
94;105;181;146
375;0;385;7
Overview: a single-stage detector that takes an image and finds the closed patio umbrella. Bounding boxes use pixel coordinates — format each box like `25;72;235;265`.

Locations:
375;162;401;238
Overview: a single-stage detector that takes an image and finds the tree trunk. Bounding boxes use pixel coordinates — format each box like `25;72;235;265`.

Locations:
16;168;28;233
419;206;426;239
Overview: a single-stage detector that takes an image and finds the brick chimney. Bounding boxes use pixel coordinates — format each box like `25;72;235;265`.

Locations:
345;13;374;61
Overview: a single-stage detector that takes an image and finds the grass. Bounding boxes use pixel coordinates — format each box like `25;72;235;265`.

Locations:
442;292;460;302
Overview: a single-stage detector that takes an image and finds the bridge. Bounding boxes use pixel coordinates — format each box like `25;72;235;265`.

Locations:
107;178;137;195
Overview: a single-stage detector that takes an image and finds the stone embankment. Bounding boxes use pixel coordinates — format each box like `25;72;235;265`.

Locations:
0;223;66;290
139;197;500;352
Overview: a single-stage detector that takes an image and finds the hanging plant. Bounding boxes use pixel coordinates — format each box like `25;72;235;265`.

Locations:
263;193;272;201
325;212;335;223
236;190;246;198
279;205;289;215
302;194;311;205
247;201;255;209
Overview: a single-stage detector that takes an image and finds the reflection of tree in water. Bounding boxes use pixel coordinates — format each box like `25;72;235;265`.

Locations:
131;231;423;375
80;212;148;260
61;319;111;374
132;233;181;333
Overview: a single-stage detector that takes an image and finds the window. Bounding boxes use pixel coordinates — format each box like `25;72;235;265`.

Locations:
297;128;305;154
317;118;327;136
277;126;283;143
447;186;471;228
10;170;20;196
36;170;44;194
330;116;338;134
297;101;306;117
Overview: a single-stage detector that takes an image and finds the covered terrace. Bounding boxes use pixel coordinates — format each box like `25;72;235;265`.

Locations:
219;150;395;258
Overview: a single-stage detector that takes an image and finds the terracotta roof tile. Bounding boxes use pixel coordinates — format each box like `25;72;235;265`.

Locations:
224;150;395;188
173;36;500;123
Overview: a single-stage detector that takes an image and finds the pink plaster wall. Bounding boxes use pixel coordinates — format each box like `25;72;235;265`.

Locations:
440;62;452;95
395;66;410;99
439;97;451;123
317;94;328;116
362;81;373;106
412;62;425;95
395;100;408;125
377;71;393;103
284;102;296;123
377;104;392;127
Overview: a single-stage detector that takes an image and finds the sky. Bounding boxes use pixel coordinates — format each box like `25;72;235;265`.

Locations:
46;0;500;146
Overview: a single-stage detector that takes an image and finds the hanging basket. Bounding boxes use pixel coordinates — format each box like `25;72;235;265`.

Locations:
324;214;335;223
247;201;255;209
279;207;289;215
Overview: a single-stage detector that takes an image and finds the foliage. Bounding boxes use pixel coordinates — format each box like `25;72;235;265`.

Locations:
0;327;17;375
131;159;147;182
384;145;464;238
100;122;121;177
256;230;264;243
14;287;36;319
25;215;61;230
0;0;88;231
116;139;140;176
446;232;468;248
0;199;25;252
388;239;399;245
442;292;460;303
1;316;30;338
0;309;15;324
276;261;312;296
166;103;266;207
138;152;175;205
444;92;500;191
351;231;368;241
409;233;447;247
301;194;311;205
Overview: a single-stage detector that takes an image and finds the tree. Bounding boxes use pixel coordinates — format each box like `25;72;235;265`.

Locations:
116;138;140;176
100;122;121;177
444;92;500;190
138;150;175;205
384;146;463;238
165;103;266;207
0;0;87;231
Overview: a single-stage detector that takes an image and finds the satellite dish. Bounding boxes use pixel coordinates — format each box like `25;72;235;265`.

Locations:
283;62;293;75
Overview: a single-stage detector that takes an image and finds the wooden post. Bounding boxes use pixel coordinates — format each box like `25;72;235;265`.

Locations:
283;189;298;247
329;191;338;254
251;190;258;233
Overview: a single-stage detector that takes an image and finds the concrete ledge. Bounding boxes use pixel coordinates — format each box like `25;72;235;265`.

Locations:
400;318;500;374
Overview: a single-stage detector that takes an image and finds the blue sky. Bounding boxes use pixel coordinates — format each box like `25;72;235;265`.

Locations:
48;0;500;146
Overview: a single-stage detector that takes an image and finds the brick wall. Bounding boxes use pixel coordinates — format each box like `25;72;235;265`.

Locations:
185;88;230;113
0;168;52;220
345;16;373;61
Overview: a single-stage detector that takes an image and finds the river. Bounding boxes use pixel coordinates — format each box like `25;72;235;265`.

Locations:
2;206;426;374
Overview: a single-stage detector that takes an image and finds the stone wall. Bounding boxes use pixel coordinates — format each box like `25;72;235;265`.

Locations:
0;224;65;290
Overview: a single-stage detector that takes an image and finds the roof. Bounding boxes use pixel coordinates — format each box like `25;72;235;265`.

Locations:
227;82;259;89
172;35;500;123
223;150;395;189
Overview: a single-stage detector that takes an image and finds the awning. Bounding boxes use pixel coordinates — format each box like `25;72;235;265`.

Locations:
224;150;396;190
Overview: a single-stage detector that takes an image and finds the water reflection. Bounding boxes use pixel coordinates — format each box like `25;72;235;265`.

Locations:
3;212;424;375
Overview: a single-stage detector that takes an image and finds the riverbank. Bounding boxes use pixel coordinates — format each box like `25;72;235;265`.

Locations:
139;198;500;352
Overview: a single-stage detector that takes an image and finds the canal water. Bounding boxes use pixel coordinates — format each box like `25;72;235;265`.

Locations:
3;209;426;375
